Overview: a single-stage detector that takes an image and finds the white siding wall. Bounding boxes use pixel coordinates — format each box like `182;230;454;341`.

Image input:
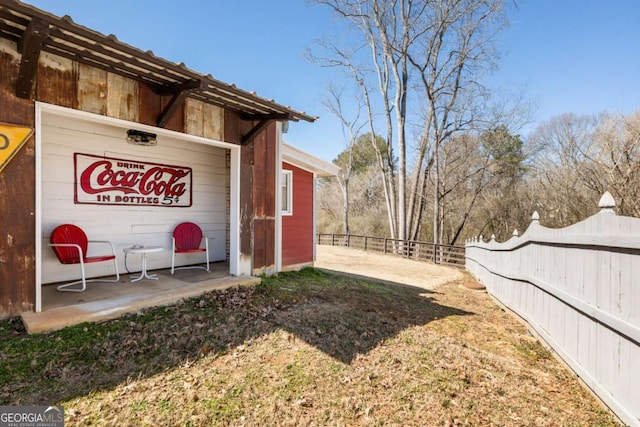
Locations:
465;197;640;427
41;112;228;284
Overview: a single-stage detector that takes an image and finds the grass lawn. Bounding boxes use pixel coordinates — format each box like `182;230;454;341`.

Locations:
0;268;618;426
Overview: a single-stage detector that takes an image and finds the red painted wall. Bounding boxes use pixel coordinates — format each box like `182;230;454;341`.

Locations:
282;162;314;267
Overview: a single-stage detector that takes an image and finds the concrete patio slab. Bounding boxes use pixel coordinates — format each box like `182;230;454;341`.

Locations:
21;264;260;334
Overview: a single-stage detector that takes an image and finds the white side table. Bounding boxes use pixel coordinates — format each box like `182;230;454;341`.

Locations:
123;246;164;282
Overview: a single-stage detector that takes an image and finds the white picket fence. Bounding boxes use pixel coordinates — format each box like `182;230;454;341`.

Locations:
465;192;640;426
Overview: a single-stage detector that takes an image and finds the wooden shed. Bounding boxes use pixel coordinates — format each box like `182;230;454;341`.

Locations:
0;0;330;318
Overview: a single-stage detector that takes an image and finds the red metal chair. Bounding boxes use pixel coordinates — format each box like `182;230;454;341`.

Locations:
171;222;210;274
49;224;120;292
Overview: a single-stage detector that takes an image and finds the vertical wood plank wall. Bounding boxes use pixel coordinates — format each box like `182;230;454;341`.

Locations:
0;40;37;315
465;207;640;426
251;122;277;275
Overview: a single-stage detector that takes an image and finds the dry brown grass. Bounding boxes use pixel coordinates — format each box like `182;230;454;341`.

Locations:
0;264;618;426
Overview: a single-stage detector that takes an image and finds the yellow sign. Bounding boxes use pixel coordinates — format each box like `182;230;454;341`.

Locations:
0;123;34;173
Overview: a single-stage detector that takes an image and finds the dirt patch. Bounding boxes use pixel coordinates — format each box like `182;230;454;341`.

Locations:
315;245;464;290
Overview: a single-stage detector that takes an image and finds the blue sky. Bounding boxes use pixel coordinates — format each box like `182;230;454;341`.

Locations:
24;0;640;162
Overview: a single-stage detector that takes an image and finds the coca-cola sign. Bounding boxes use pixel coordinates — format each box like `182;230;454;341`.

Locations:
74;153;192;207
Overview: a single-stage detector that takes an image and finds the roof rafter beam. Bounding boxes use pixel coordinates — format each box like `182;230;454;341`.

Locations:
16;17;49;99
241;119;271;145
157;79;207;128
241;113;292;145
240;114;290;145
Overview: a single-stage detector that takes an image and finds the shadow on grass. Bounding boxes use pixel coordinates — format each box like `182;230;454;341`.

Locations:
268;270;471;363
0;268;471;405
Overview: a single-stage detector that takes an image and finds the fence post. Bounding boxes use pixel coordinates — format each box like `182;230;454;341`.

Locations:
319;233;465;267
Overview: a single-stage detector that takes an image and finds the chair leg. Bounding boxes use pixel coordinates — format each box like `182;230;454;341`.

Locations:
171;238;176;275
56;258;120;292
172;258;210;273
205;237;210;272
57;259;88;292
173;237;210;273
111;257;120;282
56;280;87;292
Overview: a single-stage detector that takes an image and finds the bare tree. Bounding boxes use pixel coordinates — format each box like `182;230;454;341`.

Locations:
323;83;366;234
438;133;491;245
405;0;509;244
308;28;399;238
314;0;512;244
591;112;640;217
527;113;602;226
477;111;640;234
316;177;343;232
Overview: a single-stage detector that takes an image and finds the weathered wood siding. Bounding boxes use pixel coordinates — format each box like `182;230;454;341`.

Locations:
251;122;277;275
0;39;36;315
40;112;227;284
225;110;278;275
465;198;640;426
0;37;278;316
282;162;314;267
37;52;77;108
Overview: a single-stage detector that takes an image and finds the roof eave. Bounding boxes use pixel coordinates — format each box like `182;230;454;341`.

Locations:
282;143;340;178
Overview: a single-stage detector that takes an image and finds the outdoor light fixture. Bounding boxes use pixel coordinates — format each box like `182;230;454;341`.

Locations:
126;129;157;146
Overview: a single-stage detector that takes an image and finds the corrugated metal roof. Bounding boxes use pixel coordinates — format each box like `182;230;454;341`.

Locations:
0;0;317;122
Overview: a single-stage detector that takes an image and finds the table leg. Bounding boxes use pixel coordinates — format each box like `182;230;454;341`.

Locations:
130;253;159;282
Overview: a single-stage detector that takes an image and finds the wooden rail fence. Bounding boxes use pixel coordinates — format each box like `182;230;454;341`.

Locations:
465;192;640;426
316;233;465;267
